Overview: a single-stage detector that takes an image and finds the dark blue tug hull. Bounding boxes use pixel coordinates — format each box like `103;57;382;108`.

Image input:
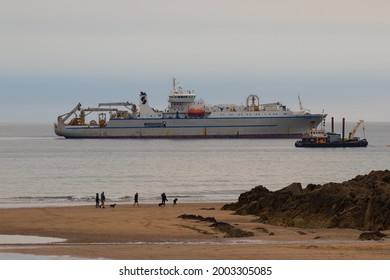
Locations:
295;139;368;148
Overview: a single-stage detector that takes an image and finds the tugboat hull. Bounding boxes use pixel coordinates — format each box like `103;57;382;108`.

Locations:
295;139;368;148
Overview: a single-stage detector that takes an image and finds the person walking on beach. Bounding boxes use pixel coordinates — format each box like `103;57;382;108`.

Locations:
133;192;139;207
160;192;168;206
100;191;106;208
95;193;100;208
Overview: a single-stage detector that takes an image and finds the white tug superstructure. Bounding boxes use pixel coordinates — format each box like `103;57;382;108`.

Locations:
54;78;325;138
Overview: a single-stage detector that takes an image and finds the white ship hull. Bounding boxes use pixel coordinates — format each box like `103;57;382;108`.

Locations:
55;115;323;138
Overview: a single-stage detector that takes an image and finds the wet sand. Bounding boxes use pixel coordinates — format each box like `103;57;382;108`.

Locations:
0;203;389;259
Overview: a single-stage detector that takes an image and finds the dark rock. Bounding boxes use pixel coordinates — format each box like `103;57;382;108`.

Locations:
255;227;269;233
222;185;270;212
211;222;254;238
178;214;216;223
359;231;388;241
222;170;390;230
178;214;253;238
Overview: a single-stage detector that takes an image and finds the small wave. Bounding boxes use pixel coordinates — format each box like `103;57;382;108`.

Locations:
13;196;74;201
0;195;136;208
0;137;56;141
0;235;65;245
27;239;357;247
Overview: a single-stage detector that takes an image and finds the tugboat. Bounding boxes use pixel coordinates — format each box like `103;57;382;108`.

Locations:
295;118;368;148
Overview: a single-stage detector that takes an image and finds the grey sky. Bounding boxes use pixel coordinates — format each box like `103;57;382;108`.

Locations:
1;0;389;122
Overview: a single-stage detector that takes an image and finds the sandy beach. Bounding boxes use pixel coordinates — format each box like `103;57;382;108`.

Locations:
0;203;389;260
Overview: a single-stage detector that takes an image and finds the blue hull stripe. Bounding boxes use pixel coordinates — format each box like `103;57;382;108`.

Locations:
66;124;278;130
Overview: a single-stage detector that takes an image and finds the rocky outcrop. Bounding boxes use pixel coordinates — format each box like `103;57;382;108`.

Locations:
359;231;388;241
178;214;254;238
222;170;390;231
178;214;217;223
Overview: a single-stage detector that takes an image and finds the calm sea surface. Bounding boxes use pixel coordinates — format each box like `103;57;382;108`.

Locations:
0;122;389;208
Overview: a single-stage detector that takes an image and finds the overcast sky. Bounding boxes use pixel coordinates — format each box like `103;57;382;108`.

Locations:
1;0;389;123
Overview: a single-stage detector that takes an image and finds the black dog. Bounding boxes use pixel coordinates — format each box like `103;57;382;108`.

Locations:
110;204;116;208
158;203;164;207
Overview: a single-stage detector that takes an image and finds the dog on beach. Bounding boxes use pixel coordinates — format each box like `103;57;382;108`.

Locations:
158;203;164;207
110;204;116;208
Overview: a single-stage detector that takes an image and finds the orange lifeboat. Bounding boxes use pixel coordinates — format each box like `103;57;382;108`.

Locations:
188;107;205;116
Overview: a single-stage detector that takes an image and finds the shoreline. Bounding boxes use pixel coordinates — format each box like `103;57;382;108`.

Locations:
1;203;389;260
0;200;235;209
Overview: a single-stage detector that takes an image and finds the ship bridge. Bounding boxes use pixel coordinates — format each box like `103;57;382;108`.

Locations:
168;91;196;103
166;78;198;114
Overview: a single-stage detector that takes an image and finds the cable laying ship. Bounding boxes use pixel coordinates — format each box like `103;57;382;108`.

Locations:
54;79;326;139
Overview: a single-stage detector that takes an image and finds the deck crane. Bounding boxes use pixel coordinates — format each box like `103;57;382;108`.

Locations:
298;95;311;114
348;119;365;140
57;103;82;124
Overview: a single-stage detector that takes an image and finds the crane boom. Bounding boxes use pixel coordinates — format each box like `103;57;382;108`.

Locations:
297;95;311;114
298;95;304;111
349;119;364;140
99;102;133;107
58;103;81;123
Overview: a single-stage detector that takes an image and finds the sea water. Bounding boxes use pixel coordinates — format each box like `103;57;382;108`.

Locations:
0;122;389;208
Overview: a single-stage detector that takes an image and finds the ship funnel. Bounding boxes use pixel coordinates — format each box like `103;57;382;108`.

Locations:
140;91;148;105
139;91;160;118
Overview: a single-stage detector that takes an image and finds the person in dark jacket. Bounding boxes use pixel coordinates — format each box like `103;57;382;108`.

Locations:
161;192;168;206
133;192;139;207
95;193;100;208
100;191;106;208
